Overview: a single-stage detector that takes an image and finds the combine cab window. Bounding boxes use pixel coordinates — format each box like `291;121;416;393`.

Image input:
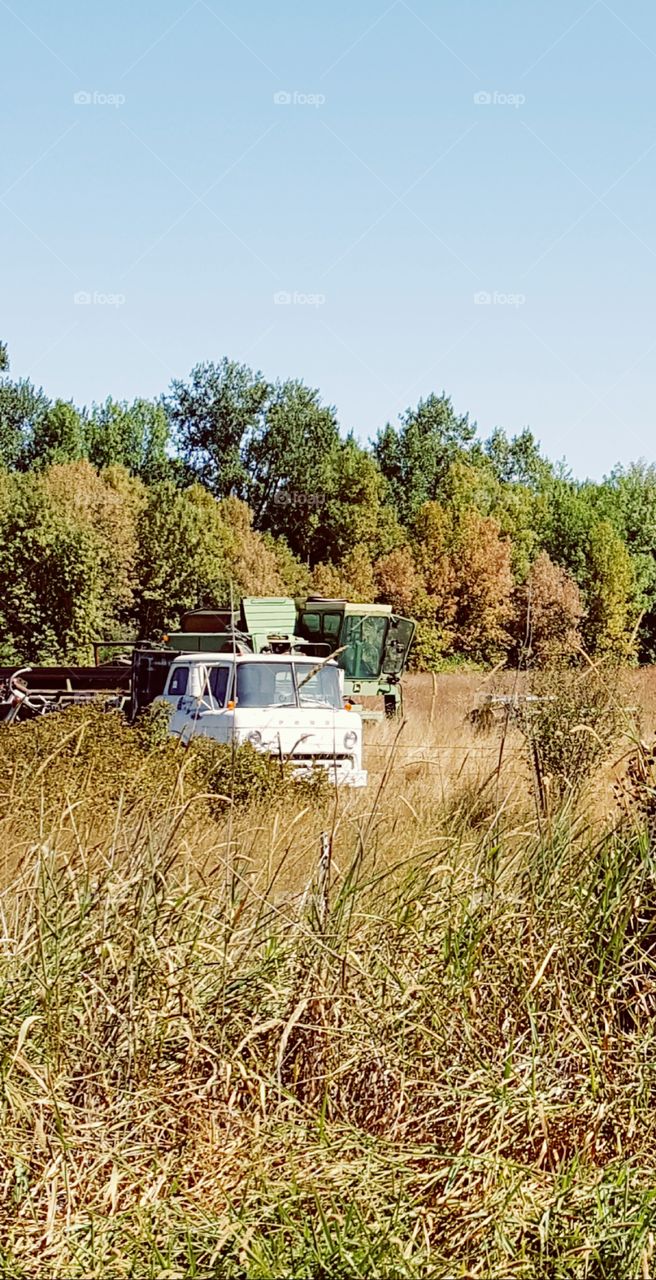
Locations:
339;615;387;679
383;617;416;675
300;611;341;646
322;613;341;641
302;612;321;636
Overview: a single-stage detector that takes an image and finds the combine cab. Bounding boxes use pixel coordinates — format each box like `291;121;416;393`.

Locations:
292;598;415;718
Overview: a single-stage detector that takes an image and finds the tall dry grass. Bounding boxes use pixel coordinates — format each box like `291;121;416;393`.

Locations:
0;672;655;1276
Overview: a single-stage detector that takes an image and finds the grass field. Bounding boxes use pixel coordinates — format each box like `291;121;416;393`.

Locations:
1;668;656;1276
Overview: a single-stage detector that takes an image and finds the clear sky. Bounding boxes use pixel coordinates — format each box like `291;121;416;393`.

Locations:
2;0;656;478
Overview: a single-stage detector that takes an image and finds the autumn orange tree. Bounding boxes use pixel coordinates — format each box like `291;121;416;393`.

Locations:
407;501;514;666
512;550;585;664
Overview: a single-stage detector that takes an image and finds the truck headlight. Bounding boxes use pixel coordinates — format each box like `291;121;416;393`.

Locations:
343;730;357;750
248;730;262;746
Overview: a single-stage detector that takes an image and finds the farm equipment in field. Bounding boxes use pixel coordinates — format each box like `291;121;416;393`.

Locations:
163;597;416;720
0;597;416;727
469;691;552;734
0;649;369;785
0;648;190;725
0;660;134;723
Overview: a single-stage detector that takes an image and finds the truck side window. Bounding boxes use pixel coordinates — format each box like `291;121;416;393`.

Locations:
169;666;189;696
207;665;229;708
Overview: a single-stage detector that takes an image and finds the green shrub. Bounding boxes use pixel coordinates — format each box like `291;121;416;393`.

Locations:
520;662;635;805
0;701;327;827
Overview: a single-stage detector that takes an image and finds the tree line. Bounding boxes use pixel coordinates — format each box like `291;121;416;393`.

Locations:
0;338;650;667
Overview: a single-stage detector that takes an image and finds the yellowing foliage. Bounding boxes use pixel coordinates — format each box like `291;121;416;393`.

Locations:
411;502;514;663
514;550;585;662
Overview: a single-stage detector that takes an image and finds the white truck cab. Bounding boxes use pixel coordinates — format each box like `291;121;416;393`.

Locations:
160;652;367;787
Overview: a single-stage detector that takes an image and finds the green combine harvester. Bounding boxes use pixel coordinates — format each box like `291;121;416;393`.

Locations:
163;597;416;718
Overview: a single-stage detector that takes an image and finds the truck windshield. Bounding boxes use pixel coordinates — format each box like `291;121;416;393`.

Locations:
295;662;342;709
235;662;342;709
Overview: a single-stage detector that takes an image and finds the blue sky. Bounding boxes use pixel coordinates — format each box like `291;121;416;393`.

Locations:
2;0;656;477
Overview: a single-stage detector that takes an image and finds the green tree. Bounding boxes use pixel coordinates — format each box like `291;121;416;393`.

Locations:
261;533;312;596
310;439;403;567
484;427;552;488
0;462;146;661
88;398;171;481
41;461;145;633
244;378;342;547
132;486;297;636
374;392;476;523
583;519;636;658
29;399;87;467
539;477;599;580
132;482;233;636
599;463;656;659
0;471;109;662
168;359;270;496
0;378;51;470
